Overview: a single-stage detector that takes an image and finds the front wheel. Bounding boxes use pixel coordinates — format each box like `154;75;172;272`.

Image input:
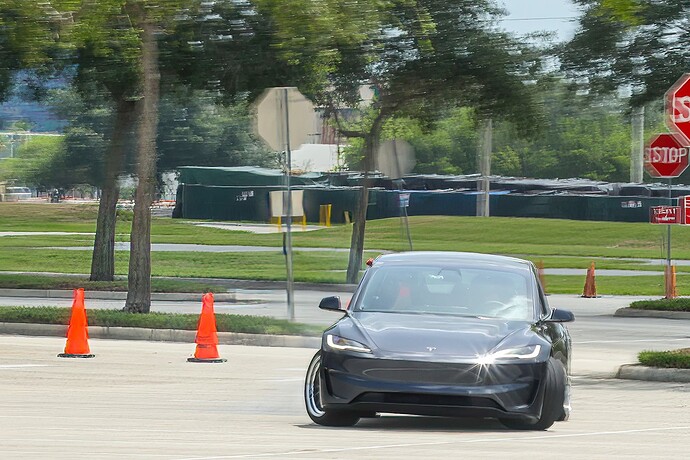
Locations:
500;357;566;431
304;351;360;427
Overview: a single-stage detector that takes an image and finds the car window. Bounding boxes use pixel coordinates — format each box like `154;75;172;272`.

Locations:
356;265;534;321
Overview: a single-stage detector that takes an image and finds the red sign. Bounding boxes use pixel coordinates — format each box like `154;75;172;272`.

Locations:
644;133;689;178
650;206;681;224
666;73;690;144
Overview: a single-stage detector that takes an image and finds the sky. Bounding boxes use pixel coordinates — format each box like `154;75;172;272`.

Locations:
500;0;581;41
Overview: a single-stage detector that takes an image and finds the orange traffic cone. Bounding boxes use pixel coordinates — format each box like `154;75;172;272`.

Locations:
665;265;678;299
582;262;597;298
188;293;226;363
58;288;95;358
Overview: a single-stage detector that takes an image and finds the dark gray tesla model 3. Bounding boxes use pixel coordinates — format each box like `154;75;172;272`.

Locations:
304;252;574;430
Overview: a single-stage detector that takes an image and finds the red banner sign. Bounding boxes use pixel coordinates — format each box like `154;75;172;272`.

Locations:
650;205;682;224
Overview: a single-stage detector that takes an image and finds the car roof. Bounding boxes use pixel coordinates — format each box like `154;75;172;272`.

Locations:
372;251;533;271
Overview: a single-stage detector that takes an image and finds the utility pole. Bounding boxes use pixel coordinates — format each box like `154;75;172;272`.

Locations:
477;119;492;217
630;105;644;183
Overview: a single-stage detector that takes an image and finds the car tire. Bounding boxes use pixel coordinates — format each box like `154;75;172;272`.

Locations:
557;374;572;422
500;357;566;431
304;351;360;427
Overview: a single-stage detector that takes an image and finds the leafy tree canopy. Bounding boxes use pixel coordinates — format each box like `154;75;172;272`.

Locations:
562;0;690;108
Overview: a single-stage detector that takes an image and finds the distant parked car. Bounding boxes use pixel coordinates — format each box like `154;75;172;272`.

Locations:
304;251;574;430
3;186;32;201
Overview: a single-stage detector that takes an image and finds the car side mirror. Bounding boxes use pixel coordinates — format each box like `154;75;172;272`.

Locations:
546;308;574;323
318;296;342;312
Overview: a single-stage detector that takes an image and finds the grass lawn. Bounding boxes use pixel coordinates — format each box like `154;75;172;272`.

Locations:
544;274;675;296
1;202;687;294
2;202;689;256
0;274;222;293
0;249;380;283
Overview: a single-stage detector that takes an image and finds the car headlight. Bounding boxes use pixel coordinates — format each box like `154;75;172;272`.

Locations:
477;344;541;365
326;334;372;353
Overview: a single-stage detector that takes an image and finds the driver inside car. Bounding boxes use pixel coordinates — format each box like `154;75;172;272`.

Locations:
469;274;532;320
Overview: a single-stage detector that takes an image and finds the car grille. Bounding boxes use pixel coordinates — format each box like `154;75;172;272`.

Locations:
353;392;503;410
361;366;483;385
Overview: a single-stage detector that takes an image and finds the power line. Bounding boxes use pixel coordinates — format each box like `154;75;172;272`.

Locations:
502;16;579;22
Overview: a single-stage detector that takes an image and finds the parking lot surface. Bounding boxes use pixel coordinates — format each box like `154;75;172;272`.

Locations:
1;336;688;459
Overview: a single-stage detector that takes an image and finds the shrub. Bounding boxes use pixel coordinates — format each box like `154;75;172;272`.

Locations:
638;348;690;369
629;298;690;312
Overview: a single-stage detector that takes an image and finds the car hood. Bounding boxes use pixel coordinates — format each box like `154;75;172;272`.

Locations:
351;312;536;359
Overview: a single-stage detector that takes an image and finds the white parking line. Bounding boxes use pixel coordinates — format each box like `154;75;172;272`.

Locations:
575;338;690;344
173;426;690;460
0;452;170;458
0;364;49;369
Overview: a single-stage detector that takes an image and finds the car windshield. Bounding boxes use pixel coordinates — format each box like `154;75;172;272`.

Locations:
355;264;534;321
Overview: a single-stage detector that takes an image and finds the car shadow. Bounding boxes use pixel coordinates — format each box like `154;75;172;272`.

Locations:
298;415;506;432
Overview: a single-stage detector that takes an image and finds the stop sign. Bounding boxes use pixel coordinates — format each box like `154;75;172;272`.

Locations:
666;73;690;144
254;87;315;151
644;133;689;178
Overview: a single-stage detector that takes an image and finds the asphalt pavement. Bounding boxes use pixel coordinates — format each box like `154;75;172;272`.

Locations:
0;335;688;459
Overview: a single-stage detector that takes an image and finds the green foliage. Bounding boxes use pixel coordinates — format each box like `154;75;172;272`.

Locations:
492;88;631;181
629;298;690;312
0;306;321;336
563;1;690;109
592;0;643;24
156;90;274;171
638;349;690;369
0;0;57;100
351;82;632;181
0;135;73;188
404;108;477;175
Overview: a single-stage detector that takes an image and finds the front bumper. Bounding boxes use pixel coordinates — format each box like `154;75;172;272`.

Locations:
320;351;549;421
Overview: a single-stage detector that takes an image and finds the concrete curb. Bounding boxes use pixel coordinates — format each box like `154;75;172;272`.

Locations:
0;322;321;349
614;307;690;320
0;288;238;302
616;364;690;383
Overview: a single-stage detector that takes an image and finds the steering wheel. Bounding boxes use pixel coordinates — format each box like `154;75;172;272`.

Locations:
483;300;513;315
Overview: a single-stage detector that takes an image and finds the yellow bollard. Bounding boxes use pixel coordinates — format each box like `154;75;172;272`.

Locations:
319;204;332;227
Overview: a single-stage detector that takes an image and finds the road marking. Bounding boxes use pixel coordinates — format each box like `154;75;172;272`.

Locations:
0;450;171;458
0;364;49;369
173;425;690;459
575;338;690;344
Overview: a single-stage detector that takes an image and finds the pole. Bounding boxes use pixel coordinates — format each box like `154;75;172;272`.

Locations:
667;178;672;269
476;119;492;217
283;88;295;321
392;140;413;250
630;106;644;183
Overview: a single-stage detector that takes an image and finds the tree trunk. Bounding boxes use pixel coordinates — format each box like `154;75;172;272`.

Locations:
124;6;160;313
345;115;385;284
90;100;135;281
